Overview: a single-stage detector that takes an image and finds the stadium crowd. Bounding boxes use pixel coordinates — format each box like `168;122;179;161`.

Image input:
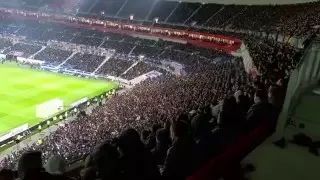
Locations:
0;1;311;179
0;36;297;179
97;56;133;77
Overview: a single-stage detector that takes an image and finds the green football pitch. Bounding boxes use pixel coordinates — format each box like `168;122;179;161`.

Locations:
0;64;118;135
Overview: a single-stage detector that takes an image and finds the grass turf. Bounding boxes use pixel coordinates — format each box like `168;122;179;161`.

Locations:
0;63;118;135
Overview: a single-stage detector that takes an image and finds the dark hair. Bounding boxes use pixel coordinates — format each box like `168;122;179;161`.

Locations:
221;96;237;112
176;113;189;122
151;124;162;134
91;142;120;179
156;128;171;145
118;128;145;155
268;85;281;98
91;142;119;168
191;114;211;139
255;89;267;101
171;120;190;138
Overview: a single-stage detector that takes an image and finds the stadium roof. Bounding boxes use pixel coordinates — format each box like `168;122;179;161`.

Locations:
166;0;318;5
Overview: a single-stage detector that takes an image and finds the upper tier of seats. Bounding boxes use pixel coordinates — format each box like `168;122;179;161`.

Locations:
53;0;320;36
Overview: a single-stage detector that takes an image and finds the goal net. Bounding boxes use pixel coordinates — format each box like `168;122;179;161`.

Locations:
36;99;64;119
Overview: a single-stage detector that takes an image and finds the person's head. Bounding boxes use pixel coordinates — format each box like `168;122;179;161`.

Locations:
18;151;43;178
268;84;284;108
155;128;171;147
117;128;145;156
254;89;267;104
220;96;237;112
151;124;162;134
91;141;120;179
141;130;151;141
170;120;190;141
176;113;189;122
191;114;211;139
44;155;66;175
237;94;247;105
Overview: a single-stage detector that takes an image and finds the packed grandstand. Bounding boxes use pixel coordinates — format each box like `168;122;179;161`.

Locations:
0;0;319;179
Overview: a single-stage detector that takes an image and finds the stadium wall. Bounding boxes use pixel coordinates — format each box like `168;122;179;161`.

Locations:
275;40;320;140
168;0;318;5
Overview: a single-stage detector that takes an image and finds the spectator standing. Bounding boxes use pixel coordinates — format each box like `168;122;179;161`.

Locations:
151;128;171;165
162;120;198;179
117;129;160;180
247;89;277;129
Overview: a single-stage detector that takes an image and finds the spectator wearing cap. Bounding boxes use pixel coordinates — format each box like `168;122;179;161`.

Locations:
118;128;160;180
162;120;198;179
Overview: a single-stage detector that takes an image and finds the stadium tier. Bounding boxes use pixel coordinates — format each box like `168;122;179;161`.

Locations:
0;0;318;180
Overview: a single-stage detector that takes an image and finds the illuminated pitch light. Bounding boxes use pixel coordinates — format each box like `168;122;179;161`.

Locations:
129;14;134;20
100;11;105;15
154;17;159;24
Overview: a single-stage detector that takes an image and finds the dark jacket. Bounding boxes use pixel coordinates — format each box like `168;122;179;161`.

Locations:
162;137;198;179
119;149;160;180
247;101;276;128
152;144;170;165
